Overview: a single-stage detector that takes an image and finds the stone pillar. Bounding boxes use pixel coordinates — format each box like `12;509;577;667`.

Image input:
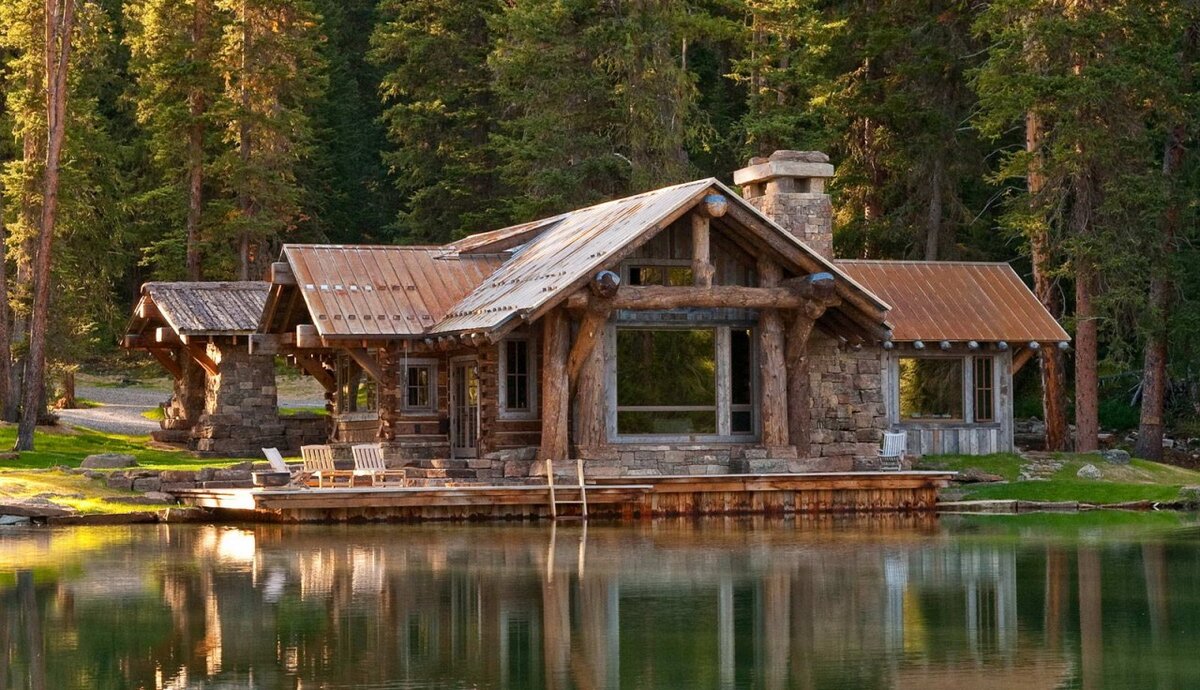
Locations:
156;351;206;443
192;340;283;456
734;150;835;260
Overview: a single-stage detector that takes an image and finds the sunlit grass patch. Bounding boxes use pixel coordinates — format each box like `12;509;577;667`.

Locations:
0;424;253;470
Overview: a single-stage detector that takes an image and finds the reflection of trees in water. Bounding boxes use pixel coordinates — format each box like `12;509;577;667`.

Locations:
4;518;1200;688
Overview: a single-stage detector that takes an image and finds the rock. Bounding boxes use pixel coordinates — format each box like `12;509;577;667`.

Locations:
103;495;173;506
1101;449;1131;465
212;469;252;482
229;461;255;471
957;467;1005;484
1076;463;1103;480
0;452;18;461
503;460;533;478
81;453;138;469
132;477;163;492
106;476;134;491
0;502;73;518
158;469;197;483
1178;486;1200;504
0;515;31;526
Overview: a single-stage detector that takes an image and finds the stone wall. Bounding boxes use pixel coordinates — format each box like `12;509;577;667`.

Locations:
188;341;326;456
807;333;888;468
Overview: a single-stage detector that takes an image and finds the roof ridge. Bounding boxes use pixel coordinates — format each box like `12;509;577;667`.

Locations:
835;259;1012;266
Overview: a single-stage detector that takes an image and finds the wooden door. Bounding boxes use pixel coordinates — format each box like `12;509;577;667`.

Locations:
450;359;480;458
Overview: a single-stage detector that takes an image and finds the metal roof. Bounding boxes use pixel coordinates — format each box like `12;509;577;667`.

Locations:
282;245;504;337
435;180;717;333
140;282;268;335
835;260;1070;343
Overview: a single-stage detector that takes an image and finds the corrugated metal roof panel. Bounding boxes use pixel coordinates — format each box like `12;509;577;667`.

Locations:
434;180;721;333
834;260;1069;343
283;245;504;337
143;282;268;335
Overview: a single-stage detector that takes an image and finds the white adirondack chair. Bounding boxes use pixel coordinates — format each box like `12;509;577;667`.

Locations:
877;432;907;471
350;444;407;486
301;445;353;488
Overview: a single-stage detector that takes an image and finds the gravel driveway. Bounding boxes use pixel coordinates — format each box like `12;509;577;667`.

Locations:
58;381;326;436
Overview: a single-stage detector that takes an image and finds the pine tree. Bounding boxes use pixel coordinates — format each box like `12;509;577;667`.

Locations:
213;0;325;280
125;0;222;280
370;0;503;243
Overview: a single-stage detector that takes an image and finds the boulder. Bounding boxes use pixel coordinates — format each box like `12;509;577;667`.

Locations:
957;467;1005;484
1100;449;1131;465
81;453;138;469
1076;463;1103;480
132;476;163;492
159;469;197;483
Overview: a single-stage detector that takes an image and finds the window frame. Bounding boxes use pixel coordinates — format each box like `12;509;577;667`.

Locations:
498;336;538;420
893;353;998;425
608;323;758;443
400;357;439;417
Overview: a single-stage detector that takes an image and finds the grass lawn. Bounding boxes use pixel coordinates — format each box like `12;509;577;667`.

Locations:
918;452;1200;504
0;424;255;471
0;469;152;515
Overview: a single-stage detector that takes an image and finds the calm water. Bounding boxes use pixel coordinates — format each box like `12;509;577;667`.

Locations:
3;514;1200;689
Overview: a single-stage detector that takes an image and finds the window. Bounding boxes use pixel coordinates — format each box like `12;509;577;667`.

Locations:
629;265;693;286
336;353;378;416
899;358;963;421
499;338;536;417
402;361;437;414
615;327;755;438
974;357;995;422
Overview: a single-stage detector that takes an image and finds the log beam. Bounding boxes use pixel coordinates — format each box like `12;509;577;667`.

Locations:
150;348;183;379
270;261;296;285
295;355;336;393
758;259;789;448
567;294;614;387
185;343;219;377
565;284;840;312
346;347;384;382
540;307;570;462
1012;346;1036;376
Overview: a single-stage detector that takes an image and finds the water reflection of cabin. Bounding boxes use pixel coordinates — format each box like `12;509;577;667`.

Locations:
248;151;1066;475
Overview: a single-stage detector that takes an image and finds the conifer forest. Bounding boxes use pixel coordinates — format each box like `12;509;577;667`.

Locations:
0;0;1198;453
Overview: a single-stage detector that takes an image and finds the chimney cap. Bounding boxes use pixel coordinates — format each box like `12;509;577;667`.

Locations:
734;150;833;186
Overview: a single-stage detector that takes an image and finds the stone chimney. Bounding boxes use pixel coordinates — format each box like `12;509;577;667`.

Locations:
734;150;835;259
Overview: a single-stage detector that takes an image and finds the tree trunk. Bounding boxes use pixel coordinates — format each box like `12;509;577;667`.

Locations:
236;2;253;281
1136;16;1196;459
924;156;943;260
1072;173;1100;453
0;193;13;422
1026;111;1070;450
16;0;74;451
185;0;209;281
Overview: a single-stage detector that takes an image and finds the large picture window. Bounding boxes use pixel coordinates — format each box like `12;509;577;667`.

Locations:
899;358;963;420
615;326;755;438
898;355;997;423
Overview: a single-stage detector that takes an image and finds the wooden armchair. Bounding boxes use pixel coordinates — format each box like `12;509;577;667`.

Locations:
877;432;907;471
300;445;353;488
351;444;407;486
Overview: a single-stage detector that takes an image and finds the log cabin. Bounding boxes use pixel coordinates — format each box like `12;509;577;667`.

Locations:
241;150;1067;478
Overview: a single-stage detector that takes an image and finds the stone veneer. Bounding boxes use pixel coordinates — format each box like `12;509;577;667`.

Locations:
189;341;326;456
807;333;888;468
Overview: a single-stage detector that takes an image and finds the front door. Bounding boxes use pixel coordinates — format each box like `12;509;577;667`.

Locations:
450;359;480;458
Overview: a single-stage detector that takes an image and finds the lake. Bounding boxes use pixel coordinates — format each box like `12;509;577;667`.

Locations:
2;513;1199;689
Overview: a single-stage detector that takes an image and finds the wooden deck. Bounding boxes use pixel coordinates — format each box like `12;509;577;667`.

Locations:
171;471;955;522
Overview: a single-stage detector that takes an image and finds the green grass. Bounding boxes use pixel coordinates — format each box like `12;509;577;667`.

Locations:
0;424;253;471
921;452;1200;504
280;405;327;416
140;407;165;421
0;469;149;514
72;398;103;409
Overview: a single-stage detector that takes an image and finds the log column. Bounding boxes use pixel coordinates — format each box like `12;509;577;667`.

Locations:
784;274;838;455
377;343;398;442
566;272;619;453
691;213;714;288
758;258;789;448
541;308;570;462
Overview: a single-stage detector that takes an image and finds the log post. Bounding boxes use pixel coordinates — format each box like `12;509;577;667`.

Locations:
758;259;789;448
691;213;714;288
541;308;570;462
784;273;838;454
377;343;398;442
573;318;607;450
